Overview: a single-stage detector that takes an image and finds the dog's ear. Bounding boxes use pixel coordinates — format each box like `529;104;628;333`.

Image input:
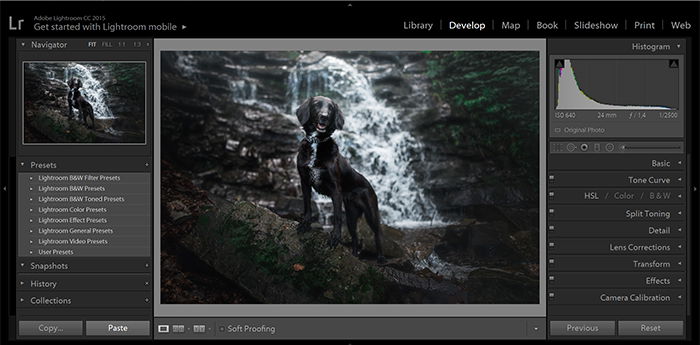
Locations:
75;79;82;88
333;101;344;130
67;78;74;88
295;97;311;126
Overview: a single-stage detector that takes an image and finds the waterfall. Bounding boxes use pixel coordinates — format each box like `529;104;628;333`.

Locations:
227;65;287;115
61;63;114;119
287;54;442;228
230;70;257;101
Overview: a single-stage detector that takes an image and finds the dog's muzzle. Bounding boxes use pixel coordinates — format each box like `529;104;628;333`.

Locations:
317;113;329;132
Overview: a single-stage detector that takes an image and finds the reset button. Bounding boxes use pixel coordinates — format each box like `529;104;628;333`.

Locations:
618;321;683;336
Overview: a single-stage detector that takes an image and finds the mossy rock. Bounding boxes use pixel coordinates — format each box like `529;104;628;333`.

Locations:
28;109;97;143
184;199;387;303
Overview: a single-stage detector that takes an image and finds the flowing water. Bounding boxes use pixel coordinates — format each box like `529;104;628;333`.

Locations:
48;63;115;119
287;54;442;228
412;252;478;282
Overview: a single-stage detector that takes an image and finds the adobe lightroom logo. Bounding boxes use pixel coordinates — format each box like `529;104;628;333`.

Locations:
9;16;24;30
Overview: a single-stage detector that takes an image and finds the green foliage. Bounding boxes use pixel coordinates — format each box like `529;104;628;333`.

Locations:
289;232;339;295
32;110;96;143
355;266;385;301
211;212;288;276
107;63;146;103
426;51;539;195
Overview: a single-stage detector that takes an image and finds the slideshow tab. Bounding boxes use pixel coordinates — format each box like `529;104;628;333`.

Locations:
571;18;625;33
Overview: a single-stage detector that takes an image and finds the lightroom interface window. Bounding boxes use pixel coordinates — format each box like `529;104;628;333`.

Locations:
1;0;698;342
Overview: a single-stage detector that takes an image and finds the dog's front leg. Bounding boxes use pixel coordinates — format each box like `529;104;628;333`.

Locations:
328;188;343;248
67;91;73;117
296;168;313;233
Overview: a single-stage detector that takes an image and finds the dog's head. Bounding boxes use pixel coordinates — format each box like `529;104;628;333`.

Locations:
296;96;344;137
67;77;82;90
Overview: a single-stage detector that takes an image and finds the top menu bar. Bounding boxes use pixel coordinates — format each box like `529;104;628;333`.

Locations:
1;1;697;38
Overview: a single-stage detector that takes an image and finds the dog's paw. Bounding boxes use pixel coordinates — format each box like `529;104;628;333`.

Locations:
376;255;387;265
296;221;311;233
351;239;362;257
328;233;341;248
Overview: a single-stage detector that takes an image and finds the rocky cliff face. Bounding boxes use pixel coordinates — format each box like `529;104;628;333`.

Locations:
161;51;310;219
102;63;147;134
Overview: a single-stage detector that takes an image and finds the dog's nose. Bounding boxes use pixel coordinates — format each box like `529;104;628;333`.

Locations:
319;113;329;119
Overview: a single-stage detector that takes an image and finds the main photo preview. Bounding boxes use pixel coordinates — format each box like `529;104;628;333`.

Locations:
155;39;546;311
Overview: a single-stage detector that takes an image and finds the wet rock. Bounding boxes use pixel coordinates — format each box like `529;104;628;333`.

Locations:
166;200;191;223
266;195;319;223
371;66;406;86
385;259;416;272
505;230;539;263
225;139;240;151
378;266;468;303
434;221;523;267
298;51;326;65
247;66;288;80
467;269;538;304
403;62;427;74
411;251;476;283
341;218;406;259
399;226;448;262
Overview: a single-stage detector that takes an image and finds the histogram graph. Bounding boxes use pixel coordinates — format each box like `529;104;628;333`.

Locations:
555;59;679;110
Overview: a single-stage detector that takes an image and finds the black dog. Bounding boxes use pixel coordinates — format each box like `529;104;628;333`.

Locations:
295;96;386;264
67;77;95;128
